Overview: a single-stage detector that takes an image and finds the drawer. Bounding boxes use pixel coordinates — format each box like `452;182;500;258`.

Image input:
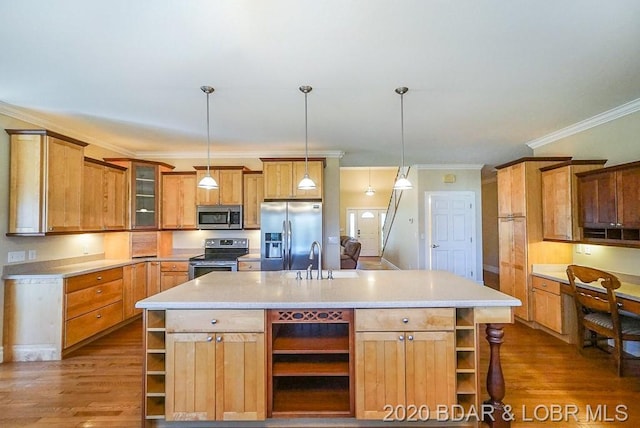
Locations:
166;309;265;333
238;261;261;271
160;261;189;272
66;267;123;293
532;276;561;295
66;279;123;320
65;301;124;348
355;308;455;332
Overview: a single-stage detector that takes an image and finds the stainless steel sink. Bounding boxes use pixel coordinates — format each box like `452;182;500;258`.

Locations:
282;270;359;279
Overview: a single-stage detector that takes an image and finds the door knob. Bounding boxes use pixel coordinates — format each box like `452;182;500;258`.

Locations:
431;244;440;248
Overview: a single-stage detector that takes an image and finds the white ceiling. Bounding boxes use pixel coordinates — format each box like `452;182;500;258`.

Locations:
1;0;639;171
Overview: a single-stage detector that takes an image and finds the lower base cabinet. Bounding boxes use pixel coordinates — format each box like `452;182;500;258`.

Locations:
532;276;564;333
354;308;457;420
163;310;266;422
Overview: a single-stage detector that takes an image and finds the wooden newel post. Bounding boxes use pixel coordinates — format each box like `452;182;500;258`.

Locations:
484;323;510;427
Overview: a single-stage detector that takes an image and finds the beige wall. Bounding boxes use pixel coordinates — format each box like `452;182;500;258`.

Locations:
533;110;640;275
339;168;396;234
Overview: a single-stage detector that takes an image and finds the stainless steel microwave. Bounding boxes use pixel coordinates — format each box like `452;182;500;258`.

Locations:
196;205;243;229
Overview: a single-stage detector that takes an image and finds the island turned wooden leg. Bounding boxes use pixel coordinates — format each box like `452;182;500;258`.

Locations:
484;323;510;428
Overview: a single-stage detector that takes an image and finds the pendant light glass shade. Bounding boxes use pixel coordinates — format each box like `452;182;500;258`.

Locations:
198;85;219;190
298;85;316;190
365;167;376;196
393;87;412;190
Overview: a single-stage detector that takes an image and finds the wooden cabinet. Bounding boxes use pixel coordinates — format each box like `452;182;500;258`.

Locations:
103;158;175;230
531;276;564;334
496;157;573;321
355;308;455;420
147;261;161;297
64;267;124;348
161;172;197;229
498;217;528;320
123;262;147;319
578;161;640;245
195;166;245;206
164;309;266;421
243;171;264;229
268;309;353;417
7;129;87;234
82;158;127;231
160;262;189;291
238;261;261;271
261;158;324;200
541;161;605;241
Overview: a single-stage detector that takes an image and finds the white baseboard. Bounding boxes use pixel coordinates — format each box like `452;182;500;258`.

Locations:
7;344;60;362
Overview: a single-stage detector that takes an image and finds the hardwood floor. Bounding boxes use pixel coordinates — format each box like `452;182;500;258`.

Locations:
1;317;639;426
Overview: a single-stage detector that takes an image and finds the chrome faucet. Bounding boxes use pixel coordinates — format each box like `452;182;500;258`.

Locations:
308;240;323;279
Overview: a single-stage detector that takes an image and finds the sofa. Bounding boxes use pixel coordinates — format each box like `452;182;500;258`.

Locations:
340;236;362;269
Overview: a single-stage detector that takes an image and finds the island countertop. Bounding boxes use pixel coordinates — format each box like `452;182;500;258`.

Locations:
135;269;521;310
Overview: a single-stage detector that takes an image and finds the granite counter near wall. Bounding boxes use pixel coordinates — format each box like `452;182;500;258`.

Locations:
2;250;202;280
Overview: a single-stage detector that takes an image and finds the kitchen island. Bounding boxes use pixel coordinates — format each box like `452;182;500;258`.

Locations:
136;269;520;427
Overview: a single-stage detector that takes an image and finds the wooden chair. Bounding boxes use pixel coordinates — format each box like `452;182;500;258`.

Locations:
566;265;640;376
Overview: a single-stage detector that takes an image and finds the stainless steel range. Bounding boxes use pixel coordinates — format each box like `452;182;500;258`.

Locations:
188;238;249;279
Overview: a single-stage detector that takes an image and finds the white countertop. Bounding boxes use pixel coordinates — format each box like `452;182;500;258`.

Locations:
532;264;640;302
135;269;521;310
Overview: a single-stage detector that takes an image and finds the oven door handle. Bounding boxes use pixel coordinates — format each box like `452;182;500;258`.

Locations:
227;210;231;228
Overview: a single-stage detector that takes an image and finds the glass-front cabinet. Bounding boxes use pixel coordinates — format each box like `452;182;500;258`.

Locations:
134;163;158;228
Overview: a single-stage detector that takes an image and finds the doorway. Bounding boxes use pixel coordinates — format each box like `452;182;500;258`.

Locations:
345;208;386;257
425;192;476;281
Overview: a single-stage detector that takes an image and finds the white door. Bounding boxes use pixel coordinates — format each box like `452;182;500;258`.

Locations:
426;192;476;280
346;208;386;257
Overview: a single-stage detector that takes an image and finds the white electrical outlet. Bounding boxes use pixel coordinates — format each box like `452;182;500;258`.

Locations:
28;250;37;260
8;251;26;263
584;245;591;255
82;245;89;254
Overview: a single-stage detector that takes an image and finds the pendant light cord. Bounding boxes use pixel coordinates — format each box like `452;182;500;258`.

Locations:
400;90;405;171
304;90;309;174
206;90;211;175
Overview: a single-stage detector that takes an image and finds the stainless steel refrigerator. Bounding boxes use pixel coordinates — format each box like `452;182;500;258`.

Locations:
261;201;323;271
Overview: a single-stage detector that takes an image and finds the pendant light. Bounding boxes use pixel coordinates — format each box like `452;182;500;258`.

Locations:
365;167;376;196
297;85;316;190
393;86;413;190
197;85;219;189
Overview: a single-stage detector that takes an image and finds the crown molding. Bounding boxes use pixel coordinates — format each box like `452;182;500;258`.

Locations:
526;97;640;149
0;101;137;157
142;150;345;159
414;163;484;170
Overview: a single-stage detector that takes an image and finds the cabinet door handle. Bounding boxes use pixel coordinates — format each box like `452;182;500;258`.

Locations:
97;276;102;280
402;318;409;324
96;289;102;294
399;335;405;341
207;336;213;342
408;335;414;341
96;314;102;319
210;319;218;325
216;336;222;342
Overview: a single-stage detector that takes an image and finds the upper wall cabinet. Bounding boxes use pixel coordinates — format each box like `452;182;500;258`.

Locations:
82;158;128;231
104;158;175;230
540;160;606;242
161;172;197;230
261;158;324;200
194;166;246;206
7;129;87;235
578;160;640;245
243;171;264;230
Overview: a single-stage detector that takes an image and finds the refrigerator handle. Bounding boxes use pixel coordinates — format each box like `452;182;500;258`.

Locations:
282;220;288;270
287;220;292;269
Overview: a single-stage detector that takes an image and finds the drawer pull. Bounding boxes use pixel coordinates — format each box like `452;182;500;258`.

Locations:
207;336;213;342
402;317;409;324
399;335;405;341
96;314;102;319
541;283;547;287
96;289;103;294
408;335;414;341
97;276;102;280
211;319;218;325
216;336;222;342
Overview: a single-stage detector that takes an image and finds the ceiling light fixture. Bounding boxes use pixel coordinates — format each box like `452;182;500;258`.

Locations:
297;85;316;190
393;86;412;190
197;85;219;189
365;167;376;196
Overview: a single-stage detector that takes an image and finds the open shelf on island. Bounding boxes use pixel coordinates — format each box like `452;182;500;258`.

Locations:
271;377;351;417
